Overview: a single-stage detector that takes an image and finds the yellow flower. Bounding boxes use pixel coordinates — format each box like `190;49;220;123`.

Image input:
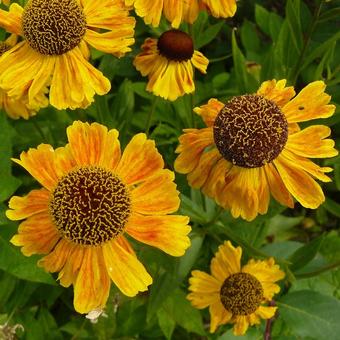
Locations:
0;35;47;119
175;80;338;221
125;0;236;28
0;0;10;6
0;0;135;110
134;29;209;101
7;121;191;314
187;241;285;335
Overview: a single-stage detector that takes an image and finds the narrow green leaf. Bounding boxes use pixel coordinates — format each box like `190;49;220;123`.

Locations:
323;197;340;218
196;21;224;49
157;307;176;340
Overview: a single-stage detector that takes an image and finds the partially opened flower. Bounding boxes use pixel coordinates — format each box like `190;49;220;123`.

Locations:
134;29;209;101
187;241;285;335
125;0;236;28
7;121;191;314
175;80;338;221
0;0;135;110
0;35;47;119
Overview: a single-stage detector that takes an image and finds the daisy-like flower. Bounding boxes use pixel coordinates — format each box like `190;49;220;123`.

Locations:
134;29;209;101
0;35;47;119
125;0;236;28
187;241;285;335
175;80;338;221
7;121;191;314
0;0;135;110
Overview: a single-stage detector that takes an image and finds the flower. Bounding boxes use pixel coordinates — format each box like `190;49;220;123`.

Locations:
175;80;338;221
125;0;236;28
0;0;10;6
7;121;191;314
187;241;285;335
134;29;209;101
0;0;135;110
0;35;46;119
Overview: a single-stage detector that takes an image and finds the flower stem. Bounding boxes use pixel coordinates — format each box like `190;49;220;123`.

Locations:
145;96;158;137
264;300;276;340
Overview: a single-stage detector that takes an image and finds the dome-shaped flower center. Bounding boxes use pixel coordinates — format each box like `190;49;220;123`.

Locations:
49;166;131;246
22;0;86;55
157;30;194;61
213;95;288;168
0;42;10;57
220;272;264;315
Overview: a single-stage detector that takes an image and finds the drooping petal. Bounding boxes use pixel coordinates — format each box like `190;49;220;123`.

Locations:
210;241;242;281
233;315;249;336
175;128;214;173
187;270;221;309
209;300;232;333
6;189;50;220
193;98;224;127
191;50;209;74
12;144;59;191
257;79;295;107
202;0;237;18
255;305;277;319
125;214;191;256
283;81;335;123
131;169;180;215
0;3;23;35
102;239;152;296
115;133;164;185
126;0;163;27
66;121;121;169
286;125;338;158
74;247;111;314
10;212;60;256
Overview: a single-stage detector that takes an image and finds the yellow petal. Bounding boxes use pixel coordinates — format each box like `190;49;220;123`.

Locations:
209;300;232;333
255;305;277;319
102;239;152;296
210;241;242;281
74;247;110;314
6;189;49;221
128;0;163;27
116;133;164;185
202;0;237;18
131;169;180;215
257;79;295;107
0;3;23;35
125;214;191;256
193;98;224;127
191;50;209;74
233;315;249;336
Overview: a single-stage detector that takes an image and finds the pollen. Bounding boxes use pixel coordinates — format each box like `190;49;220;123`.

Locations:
22;0;86;55
213;94;288;168
49;166;131;246
157;29;194;62
0;42;10;57
220;272;264;315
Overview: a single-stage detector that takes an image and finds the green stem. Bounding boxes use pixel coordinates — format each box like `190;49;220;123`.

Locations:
209;54;233;63
145;96;158;137
290;1;323;84
295;260;340;279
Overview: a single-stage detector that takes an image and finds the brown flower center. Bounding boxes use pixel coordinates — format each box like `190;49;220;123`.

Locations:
22;0;86;55
157;29;194;62
49;166;131;246
213;95;288;168
220;272;264;315
0;42;11;57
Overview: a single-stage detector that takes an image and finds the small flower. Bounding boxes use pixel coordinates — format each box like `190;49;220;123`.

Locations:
0;35;47;119
7;121;191;314
134;29;209;101
175;80;338;221
0;0;135;110
187;241;285;335
125;0;237;28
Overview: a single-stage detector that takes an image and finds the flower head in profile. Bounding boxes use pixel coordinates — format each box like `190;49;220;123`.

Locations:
0;35;46;119
187;241;285;335
134;29;209;101
7;121;191;314
125;0;237;28
175;80;338;221
0;0;135;110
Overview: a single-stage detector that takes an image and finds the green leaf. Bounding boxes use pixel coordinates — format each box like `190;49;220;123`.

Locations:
278;290;340;339
196;21;225;49
323;197;340;218
157;307;176;340
285;0;303;54
288;235;324;271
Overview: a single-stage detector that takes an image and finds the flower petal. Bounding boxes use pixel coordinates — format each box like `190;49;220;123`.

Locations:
193;98;224;127
233;315;249;336
202;0;237;18
67;121;121;169
187;270;221;309
210;241;242;281
283;81;335;123
10;212;60;256
0;3;23;35
116;133;164;185
125;214;191;256
209;300;232;333
257;79;295;107
255;305;277;319
131;169;180;215
102;239;152;296
6;189;50;221
12;144;58;191
74;247;110;314
191;50;209;74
